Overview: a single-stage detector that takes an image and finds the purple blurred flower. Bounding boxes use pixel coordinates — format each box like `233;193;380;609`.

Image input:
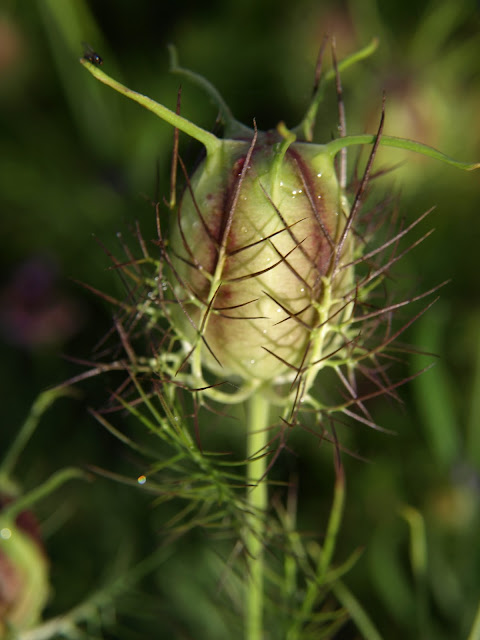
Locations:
0;257;85;348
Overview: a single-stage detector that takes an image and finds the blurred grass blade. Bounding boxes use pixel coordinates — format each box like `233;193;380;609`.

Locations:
410;0;470;61
468;599;480;640
466;318;480;469
399;506;427;580
36;0;121;153
369;523;416;623
400;505;429;637
333;580;383;640
411;305;462;469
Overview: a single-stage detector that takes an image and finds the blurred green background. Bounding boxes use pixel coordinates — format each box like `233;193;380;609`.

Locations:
1;0;479;638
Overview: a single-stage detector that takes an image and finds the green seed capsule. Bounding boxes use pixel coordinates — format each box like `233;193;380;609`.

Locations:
79;43;479;396
0;520;49;633
168;132;354;383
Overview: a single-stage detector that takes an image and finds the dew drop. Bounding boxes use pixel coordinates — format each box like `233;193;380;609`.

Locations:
317;172;322;178
137;475;147;485
0;528;12;540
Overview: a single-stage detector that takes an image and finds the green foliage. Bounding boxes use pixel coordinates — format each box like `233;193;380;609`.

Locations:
1;0;480;638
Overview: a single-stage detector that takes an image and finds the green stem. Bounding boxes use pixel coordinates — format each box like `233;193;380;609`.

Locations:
245;390;271;640
80;59;221;157
0;388;74;481
287;464;345;639
1;468;88;522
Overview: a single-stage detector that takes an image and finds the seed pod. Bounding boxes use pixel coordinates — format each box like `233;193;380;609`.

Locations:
0;500;49;633
80;43;479;399
168;132;354;383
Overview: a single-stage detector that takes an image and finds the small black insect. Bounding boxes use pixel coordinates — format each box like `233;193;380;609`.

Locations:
82;42;103;66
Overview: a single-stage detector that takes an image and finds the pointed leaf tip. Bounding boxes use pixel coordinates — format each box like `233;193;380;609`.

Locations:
80;58;221;155
325;133;480;171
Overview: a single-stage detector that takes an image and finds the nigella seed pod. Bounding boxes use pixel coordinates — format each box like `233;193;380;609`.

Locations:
0;498;49;633
168;132;354;383
80;40;478;404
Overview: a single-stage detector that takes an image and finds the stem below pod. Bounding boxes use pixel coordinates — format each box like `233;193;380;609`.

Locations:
245;390;271;640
